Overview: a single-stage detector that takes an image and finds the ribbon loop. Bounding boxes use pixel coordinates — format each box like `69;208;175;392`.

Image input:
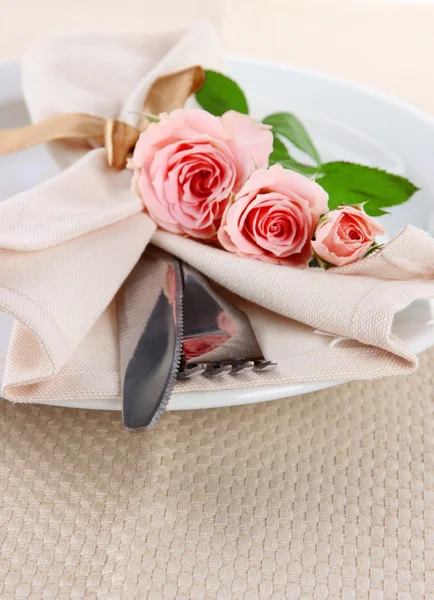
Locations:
0;112;105;154
104;119;140;169
0;65;205;170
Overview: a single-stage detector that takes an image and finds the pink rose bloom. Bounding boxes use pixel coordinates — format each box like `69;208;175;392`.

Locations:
312;205;385;267
131;109;272;239
217;164;329;267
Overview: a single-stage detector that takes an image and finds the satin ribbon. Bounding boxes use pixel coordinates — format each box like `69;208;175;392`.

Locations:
0;65;205;169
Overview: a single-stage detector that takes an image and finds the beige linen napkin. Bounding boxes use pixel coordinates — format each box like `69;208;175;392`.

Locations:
1;23;434;404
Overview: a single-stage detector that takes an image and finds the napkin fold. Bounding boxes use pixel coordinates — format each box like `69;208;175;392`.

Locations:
1;23;434;404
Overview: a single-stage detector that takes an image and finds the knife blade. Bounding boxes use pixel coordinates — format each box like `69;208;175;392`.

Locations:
117;248;183;431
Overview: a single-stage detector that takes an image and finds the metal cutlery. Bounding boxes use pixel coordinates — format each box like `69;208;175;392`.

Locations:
118;249;183;431
119;248;277;431
178;261;276;379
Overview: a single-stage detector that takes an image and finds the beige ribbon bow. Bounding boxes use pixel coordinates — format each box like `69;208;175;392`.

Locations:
0;66;205;168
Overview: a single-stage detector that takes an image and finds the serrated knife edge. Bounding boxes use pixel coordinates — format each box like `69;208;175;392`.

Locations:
118;249;184;432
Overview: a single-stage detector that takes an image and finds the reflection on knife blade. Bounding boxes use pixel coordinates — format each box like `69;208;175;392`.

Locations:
117;249;183;431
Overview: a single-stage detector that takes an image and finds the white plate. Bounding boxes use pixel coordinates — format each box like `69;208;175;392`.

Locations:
1;58;434;411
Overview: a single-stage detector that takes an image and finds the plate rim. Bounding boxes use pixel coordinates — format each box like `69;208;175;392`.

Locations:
228;54;434;130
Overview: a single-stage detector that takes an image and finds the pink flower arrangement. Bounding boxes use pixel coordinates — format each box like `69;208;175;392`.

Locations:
131;109;386;269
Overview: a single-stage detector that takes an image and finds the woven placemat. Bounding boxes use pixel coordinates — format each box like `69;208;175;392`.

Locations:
1;347;433;599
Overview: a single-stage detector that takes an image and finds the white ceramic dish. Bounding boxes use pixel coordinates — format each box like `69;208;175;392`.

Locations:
1;58;434;411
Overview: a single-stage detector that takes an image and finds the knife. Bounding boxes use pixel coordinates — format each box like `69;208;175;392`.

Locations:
117;248;183;431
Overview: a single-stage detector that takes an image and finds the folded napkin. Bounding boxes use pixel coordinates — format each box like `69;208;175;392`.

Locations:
1;23;434;404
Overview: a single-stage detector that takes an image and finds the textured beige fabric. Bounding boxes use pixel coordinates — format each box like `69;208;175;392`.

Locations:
0;348;433;599
1;24;434;404
156;226;434;394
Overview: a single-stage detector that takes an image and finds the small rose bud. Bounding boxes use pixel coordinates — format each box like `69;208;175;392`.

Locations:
312;205;385;267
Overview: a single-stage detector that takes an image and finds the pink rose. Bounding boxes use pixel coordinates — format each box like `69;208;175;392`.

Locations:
131;109;272;239
217;164;329;267
312;205;385;267
219;111;273;188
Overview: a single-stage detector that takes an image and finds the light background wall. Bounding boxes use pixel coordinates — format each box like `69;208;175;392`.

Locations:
0;1;433;113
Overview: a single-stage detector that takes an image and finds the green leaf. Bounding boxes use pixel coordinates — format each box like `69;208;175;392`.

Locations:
269;134;319;176
275;158;320;177
317;162;419;216
263;112;321;164
269;135;290;163
315;255;332;271
363;242;384;258
365;206;389;217
195;70;249;116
